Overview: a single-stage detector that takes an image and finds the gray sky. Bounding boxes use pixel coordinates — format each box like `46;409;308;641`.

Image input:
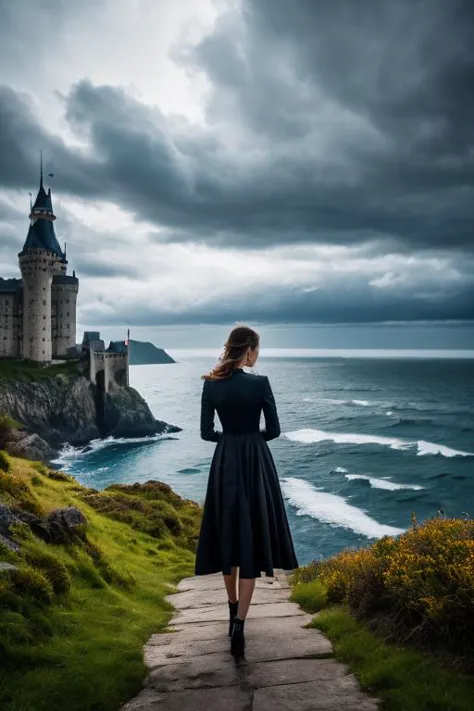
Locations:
1;0;473;347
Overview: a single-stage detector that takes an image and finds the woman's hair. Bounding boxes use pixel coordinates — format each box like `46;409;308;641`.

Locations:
202;326;260;381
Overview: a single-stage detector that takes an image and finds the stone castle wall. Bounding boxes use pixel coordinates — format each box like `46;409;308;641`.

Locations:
0;293;21;358
90;351;129;393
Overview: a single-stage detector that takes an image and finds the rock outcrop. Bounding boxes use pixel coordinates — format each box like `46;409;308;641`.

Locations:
0;502;87;546
3;429;57;462
0;371;179;456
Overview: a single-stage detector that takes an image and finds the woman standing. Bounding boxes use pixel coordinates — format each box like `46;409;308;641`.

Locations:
195;326;298;657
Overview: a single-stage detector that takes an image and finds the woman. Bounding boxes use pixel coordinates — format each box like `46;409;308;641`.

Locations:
195;325;298;657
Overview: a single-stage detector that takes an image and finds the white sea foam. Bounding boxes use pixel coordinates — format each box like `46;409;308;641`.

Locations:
323;398;370;407
416;440;472;458
284;429;474;458
386;411;394;416
52;434;172;469
281;477;405;538
334;466;348;473
344;474;424;491
285;428;410;450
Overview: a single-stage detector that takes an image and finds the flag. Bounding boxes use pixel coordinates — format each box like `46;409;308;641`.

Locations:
48;173;54;178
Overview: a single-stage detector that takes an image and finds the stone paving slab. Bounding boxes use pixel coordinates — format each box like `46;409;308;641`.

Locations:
243;658;360;689
169;600;305;626
167;585;290;609
123;686;252;711
253;680;379;711
147;612;314;647
145;624;332;668
146;655;238;692
177;572;288;592
122;570;378;711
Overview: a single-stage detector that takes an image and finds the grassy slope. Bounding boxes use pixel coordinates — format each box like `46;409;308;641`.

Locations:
291;580;474;711
0;359;80;383
0;455;198;711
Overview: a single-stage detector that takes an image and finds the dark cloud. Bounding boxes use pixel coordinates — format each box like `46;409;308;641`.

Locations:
1;0;473;253
72;257;139;279
80;269;474;327
0;0;473;326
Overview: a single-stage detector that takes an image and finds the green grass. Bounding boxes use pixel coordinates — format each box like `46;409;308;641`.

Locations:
313;608;474;711
0;455;197;711
290;579;327;613
291;574;474;711
0;359;81;383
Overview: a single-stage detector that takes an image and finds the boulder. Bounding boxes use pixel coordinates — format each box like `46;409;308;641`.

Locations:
46;507;87;542
13;509;51;542
4;430;57;463
7;506;87;544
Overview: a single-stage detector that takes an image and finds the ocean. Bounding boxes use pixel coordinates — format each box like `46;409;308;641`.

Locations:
55;350;474;566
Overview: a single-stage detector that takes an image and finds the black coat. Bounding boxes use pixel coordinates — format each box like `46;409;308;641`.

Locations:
195;369;298;579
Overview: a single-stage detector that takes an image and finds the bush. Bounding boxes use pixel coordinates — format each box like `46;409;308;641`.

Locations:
0;469;43;514
311;518;474;657
0;414;20;450
25;550;71;594
291;579;327;613
9;566;54;605
0;451;10;472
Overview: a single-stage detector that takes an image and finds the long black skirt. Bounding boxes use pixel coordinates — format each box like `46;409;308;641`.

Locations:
195;433;299;579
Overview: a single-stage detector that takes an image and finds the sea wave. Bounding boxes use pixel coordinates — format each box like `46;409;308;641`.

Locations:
284;428;473;458
344;474;424;491
281;477;405;538
53;434;173;469
334;466;348;473
323;398;370;407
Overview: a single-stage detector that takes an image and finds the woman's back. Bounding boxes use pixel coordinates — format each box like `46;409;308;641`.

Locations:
201;369;280;441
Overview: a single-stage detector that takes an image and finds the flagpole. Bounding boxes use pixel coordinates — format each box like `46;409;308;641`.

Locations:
126;328;130;386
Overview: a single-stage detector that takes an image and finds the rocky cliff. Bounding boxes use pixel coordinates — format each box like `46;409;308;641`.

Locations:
0;370;178;459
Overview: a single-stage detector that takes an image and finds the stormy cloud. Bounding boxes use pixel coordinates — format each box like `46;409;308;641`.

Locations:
0;0;473;330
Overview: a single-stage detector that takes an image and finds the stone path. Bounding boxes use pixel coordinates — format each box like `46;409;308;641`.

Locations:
122;571;379;711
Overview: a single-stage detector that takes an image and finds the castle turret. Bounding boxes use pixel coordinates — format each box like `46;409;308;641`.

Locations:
51;270;79;358
19;163;78;361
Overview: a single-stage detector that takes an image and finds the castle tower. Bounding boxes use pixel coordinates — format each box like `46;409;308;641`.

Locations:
19;162;78;361
51;262;79;358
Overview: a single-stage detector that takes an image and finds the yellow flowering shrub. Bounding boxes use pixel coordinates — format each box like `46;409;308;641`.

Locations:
312;518;474;655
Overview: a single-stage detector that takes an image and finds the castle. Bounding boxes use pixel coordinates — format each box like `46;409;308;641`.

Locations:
0;169;78;362
0;167;129;393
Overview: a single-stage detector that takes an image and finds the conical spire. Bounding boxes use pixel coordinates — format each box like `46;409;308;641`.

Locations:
30;150;55;218
21;152;64;259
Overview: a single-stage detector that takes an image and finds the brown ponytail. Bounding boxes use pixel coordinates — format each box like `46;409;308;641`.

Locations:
202;326;260;381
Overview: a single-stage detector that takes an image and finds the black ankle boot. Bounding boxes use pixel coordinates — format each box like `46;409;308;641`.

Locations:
228;600;239;637
230;617;245;657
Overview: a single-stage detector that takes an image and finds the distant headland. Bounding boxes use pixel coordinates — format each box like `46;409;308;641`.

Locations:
128;340;175;365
